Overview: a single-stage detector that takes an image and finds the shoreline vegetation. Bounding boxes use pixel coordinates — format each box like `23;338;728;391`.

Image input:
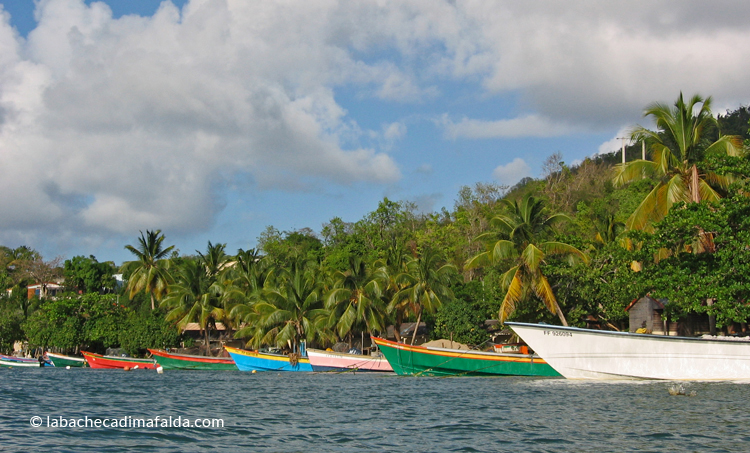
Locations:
3;93;750;359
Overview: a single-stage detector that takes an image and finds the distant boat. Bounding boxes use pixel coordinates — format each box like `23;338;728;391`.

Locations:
224;346;313;372
507;321;750;380
148;349;237;371
371;337;560;377
81;351;156;370
306;348;393;372
46;352;86;368
0;354;45;368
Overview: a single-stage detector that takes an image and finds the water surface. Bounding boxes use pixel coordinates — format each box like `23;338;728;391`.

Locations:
1;367;748;452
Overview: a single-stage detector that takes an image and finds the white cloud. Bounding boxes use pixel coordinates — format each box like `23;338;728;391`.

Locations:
442;114;577;139
5;0;750;255
383;122;406;140
1;0;409;248
493;158;531;186
597;127;633;156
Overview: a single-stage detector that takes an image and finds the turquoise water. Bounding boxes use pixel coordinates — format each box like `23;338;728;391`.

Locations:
2;367;749;452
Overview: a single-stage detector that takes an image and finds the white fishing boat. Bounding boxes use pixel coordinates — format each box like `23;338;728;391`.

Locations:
0;355;44;368
506;322;750;380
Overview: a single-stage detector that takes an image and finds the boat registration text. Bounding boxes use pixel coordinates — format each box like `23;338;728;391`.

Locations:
544;330;572;337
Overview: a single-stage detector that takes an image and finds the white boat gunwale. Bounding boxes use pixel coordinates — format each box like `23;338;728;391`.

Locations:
505;322;750;344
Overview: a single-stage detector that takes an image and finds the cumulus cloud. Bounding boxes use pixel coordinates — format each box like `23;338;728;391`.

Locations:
383;122;407;140
0;0;407;248
442;114;577;139
4;0;750;256
493;158;531;186
597;127;634;156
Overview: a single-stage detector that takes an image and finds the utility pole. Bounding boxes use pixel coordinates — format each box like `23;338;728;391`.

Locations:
642;141;646;160
616;137;630;164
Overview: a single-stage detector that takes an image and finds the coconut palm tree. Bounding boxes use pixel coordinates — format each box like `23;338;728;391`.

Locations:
160;242;231;356
234;257;331;353
160;258;224;356
371;245;409;342
224;249;271;330
466;194;587;326
614;92;743;231
121;230;175;310
389;248;458;345
323;256;388;342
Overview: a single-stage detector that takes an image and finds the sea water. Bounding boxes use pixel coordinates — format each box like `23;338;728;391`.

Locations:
1;367;749;452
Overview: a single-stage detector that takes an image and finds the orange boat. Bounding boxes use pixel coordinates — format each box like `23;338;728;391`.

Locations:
81;351;156;369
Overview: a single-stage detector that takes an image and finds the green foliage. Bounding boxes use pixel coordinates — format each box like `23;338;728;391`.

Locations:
118;310;181;356
23;296;86;350
258;226;324;265
431;281;496;346
121;229;175;310
22;293;179;355
64;255;117;294
631;193;750;328
81;294;128;349
545;242;647;329
0;298;24;354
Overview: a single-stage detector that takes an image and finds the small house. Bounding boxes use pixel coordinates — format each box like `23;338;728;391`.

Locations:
625;296;667;334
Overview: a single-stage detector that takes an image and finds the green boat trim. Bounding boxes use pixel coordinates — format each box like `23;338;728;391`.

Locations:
148;349;238;371
372;336;560;377
46;352;87;368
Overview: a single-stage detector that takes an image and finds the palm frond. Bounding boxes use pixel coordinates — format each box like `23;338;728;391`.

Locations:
625;182;664;231
533;275;558;315
499;268;524;323
521;244;545;273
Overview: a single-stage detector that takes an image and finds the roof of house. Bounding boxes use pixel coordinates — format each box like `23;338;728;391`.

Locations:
625;295;666;312
182;322;228;331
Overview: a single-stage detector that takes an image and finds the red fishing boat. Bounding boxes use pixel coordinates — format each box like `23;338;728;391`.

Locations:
81;351;156;369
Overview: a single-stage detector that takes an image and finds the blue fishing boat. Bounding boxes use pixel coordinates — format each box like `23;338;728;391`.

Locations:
224;346;312;372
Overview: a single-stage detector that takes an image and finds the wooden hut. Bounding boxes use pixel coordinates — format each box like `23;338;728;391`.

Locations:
625;296;668;334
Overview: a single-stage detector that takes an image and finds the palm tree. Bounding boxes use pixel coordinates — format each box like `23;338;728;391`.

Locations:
120;230;175;310
323;256;388;343
614;92;743;231
234;258;331;353
224;249;270;331
594;214;625;247
371;245;409;343
161;259;224;356
160;242;231;356
466;194;587;326
389;248;458;345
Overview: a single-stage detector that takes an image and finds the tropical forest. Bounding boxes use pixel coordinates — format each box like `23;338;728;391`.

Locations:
3;92;750;356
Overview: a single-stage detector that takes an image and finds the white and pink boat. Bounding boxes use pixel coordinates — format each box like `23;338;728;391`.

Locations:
306;348;393;372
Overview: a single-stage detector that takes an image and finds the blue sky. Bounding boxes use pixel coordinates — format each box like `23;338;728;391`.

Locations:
1;0;749;264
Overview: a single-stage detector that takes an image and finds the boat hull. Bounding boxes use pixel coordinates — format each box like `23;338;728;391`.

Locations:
81;351;156;369
306;348;392;372
507;322;750;380
46;352;86;368
148;349;238;371
224;346;312;372
0;357;43;368
371;337;559;377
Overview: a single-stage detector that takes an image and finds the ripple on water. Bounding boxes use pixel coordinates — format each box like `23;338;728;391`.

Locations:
3;370;750;451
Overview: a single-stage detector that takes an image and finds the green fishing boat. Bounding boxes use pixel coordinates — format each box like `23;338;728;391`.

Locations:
372;336;560;377
46;352;87;367
148;349;238;370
